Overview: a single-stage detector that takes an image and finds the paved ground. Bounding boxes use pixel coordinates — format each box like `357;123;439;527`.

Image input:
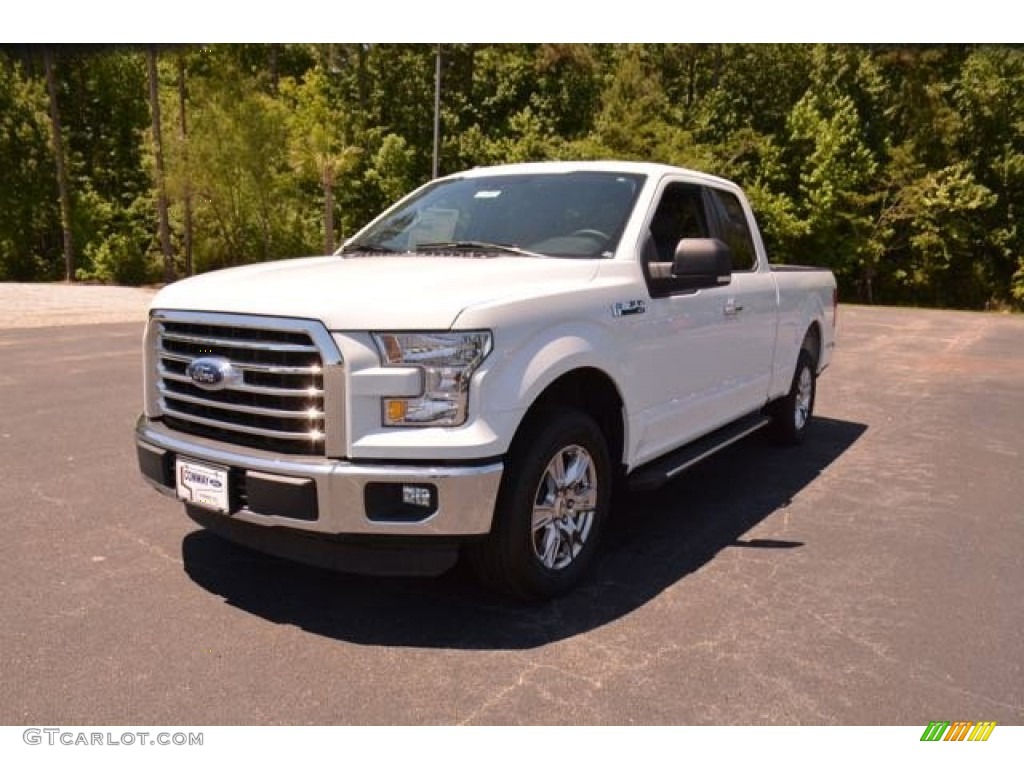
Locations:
0;295;1021;725
0;282;155;328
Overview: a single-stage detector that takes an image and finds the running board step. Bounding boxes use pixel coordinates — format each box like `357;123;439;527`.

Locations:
628;413;772;492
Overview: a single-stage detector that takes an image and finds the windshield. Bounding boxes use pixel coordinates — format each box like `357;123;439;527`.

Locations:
344;171;646;258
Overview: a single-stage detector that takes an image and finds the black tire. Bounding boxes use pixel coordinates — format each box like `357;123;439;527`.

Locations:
769;349;816;445
468;410;612;600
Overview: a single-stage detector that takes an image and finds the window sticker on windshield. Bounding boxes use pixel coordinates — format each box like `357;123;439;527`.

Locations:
474;190;502;199
408;208;459;248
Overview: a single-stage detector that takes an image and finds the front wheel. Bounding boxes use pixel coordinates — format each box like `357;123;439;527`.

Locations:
769;349;816;445
469;410;611;600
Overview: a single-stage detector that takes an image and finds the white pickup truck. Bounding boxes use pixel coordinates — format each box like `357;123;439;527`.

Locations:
136;161;836;598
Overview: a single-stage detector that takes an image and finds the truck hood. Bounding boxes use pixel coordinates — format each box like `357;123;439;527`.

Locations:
150;255;600;329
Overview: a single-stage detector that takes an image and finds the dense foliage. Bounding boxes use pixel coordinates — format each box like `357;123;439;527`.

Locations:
1;44;1022;309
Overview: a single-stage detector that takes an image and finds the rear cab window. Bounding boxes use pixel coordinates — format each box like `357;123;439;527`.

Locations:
707;187;758;272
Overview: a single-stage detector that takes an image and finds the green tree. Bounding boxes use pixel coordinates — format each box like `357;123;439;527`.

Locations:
955;47;1024;308
43;47;74;281
3;43;1023;309
787;47;880;300
364;133;416;205
0;53;58;280
283;66;362;253
592;45;671;161
147;45;174;281
173;49;311;271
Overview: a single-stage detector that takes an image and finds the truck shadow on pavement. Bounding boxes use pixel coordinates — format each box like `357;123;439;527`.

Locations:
182;416;867;649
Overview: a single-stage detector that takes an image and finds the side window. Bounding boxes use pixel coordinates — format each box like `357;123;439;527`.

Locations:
643;182;712;294
647;182;709;263
708;188;757;271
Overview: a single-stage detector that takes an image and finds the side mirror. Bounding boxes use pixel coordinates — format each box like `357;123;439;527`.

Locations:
671;238;733;289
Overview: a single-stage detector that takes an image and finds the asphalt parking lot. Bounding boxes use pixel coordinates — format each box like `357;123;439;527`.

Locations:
0;302;1021;725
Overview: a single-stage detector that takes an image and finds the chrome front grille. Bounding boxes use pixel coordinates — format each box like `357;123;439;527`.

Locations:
152;312;340;456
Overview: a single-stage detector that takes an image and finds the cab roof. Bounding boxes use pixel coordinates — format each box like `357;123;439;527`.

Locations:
451;160;738;191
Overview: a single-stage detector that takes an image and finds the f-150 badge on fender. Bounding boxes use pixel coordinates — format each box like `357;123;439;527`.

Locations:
611;299;646;317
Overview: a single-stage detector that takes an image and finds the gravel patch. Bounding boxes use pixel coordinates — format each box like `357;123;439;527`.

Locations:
0;283;157;329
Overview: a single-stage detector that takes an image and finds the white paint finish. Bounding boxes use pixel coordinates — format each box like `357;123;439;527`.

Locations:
148;160;836;474
722;270;780;412
620;284;728;465
151;254;600;331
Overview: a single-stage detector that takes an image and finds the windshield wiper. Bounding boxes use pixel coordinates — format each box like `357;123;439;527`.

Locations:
339;242;399;254
416;241;546;258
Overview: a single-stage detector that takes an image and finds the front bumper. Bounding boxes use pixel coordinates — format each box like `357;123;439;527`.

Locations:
136;416;503;541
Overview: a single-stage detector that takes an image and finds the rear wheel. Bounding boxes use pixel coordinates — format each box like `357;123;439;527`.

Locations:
770;350;816;445
469;410;611;599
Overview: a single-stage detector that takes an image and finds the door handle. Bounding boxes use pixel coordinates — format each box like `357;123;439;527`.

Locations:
723;299;744;316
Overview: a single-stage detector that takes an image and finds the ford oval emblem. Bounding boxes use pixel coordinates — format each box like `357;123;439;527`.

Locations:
185;357;241;391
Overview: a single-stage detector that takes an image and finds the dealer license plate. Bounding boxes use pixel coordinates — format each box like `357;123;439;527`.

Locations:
175;458;230;513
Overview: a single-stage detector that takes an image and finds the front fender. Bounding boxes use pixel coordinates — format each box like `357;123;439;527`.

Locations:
472;320;622;436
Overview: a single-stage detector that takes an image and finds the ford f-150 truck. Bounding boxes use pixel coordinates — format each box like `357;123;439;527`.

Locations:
136;161;836;598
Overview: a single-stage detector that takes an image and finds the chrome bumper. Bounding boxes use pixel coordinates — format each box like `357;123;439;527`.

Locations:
136;416;503;537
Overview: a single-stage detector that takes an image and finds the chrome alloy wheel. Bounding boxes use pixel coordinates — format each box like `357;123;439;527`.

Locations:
530;444;598;571
794;366;814;430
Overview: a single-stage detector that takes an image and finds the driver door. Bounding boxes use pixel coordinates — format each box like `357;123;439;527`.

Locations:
620;180;745;466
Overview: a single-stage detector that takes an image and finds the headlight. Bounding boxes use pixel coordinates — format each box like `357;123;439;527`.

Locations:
372;331;492;426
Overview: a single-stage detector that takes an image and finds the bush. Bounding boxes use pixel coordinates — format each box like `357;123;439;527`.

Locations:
79;231;159;285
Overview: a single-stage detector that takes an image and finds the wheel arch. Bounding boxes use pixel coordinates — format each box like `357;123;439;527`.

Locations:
801;321;822;371
512;367;626;476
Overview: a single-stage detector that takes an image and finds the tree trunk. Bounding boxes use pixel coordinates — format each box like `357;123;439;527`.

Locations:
432;44;442;179
686;48;697;108
177;54;193;276
43;48;74;282
323;163;335;254
356;44;368;115
147;45;175;283
863;263;875;304
268;44;279;94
